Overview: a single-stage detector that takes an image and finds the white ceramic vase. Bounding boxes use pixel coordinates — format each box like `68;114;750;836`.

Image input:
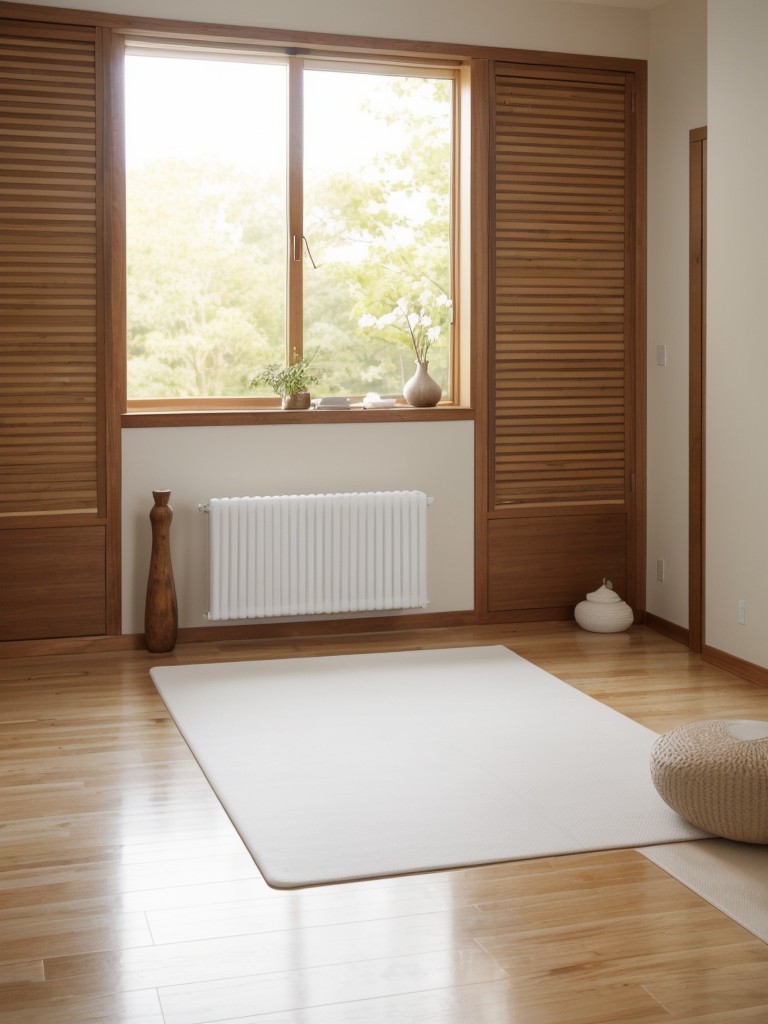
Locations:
402;361;442;407
574;579;634;633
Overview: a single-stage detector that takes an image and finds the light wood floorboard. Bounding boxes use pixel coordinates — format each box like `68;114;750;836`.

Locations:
1;622;767;1023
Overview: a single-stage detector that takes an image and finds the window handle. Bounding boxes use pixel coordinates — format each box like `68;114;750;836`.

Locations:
292;235;319;269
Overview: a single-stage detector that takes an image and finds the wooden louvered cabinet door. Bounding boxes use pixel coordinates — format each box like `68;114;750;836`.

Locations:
0;20;112;641
487;62;642;617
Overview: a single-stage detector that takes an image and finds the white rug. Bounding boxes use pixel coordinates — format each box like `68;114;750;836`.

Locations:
151;645;705;888
639;840;768;943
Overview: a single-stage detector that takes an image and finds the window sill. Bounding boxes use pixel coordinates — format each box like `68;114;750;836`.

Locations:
121;405;474;428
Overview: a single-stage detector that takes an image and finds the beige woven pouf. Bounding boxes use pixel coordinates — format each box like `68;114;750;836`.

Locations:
651;719;768;844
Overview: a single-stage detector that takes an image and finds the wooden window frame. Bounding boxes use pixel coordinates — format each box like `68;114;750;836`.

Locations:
117;38;466;420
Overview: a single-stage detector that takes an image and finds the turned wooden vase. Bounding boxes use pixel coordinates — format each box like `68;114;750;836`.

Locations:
145;489;178;653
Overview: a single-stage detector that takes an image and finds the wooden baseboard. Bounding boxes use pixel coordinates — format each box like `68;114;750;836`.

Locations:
6;608;698;661
176;609;477;645
0;610;477;660
0;633;146;660
643;612;690;647
703;645;768;688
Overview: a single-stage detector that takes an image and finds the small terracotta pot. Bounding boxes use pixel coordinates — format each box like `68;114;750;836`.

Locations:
281;392;311;410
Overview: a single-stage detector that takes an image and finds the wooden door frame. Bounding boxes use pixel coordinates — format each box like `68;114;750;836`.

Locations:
689;127;706;653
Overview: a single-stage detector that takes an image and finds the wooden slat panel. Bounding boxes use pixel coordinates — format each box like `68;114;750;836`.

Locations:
487;514;627;612
492;64;629;511
0;24;98;517
0;526;105;638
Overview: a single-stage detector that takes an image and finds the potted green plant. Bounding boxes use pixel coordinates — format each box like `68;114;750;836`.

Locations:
249;355;319;410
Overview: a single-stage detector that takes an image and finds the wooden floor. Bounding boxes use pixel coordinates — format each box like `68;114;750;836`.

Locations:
1;622;768;1023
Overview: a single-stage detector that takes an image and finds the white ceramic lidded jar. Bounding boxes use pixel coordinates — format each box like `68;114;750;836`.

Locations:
574;579;634;633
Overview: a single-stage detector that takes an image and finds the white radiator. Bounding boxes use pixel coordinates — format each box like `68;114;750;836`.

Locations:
204;491;430;620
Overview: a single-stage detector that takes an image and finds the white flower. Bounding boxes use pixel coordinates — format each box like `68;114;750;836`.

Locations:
359;285;452;363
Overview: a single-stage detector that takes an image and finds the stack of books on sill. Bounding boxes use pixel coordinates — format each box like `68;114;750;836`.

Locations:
312;394;398;410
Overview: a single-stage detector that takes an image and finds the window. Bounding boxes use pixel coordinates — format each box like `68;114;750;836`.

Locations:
124;46;457;405
125;52;287;400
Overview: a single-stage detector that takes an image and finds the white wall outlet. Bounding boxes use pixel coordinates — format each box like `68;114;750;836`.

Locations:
738;600;746;625
656;559;665;582
656;344;667;367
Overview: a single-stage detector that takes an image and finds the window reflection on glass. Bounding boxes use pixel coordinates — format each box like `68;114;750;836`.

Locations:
125;54;287;399
303;70;453;398
125;54;453;402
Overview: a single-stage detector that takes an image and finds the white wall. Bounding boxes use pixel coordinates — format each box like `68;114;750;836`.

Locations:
16;0;649;57
645;0;706;627
706;0;768;666
104;0;650;635
17;0;655;635
24;0;768;665
123;422;475;632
